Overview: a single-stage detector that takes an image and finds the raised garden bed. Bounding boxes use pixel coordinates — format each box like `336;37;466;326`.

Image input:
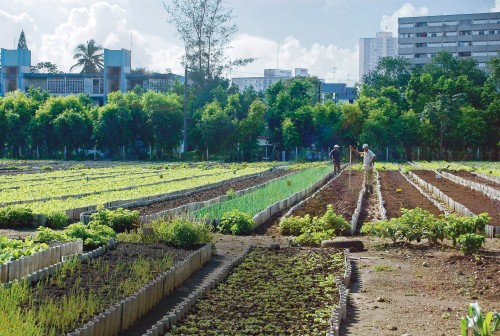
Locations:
0;242;203;335
379;171;443;218
130;169;294;216
448;170;500;191
165;247;345;335
413;170;500;226
290;170;364;221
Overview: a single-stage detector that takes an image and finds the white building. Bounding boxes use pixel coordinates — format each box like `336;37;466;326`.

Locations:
231;68;294;92
359;32;398;81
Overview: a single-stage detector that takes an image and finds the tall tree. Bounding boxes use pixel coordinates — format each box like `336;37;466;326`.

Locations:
17;30;28;50
34;62;61;74
164;0;253;84
70;39;104;74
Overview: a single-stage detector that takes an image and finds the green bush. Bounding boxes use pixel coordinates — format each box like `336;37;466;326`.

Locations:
444;213;490;247
89;207;139;233
35;227;69;242
152;217;213;248
85;223;116;248
295;229;331;246
0;206;33;228
45;211;68;229
460;302;499;336
318;205;350;234
34;223;116;248
280;215;311;236
456;234;485;255
361;218;401;244
218;209;255;235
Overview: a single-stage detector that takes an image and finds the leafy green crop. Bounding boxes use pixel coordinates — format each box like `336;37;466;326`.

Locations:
218;209;255;235
0;236;48;264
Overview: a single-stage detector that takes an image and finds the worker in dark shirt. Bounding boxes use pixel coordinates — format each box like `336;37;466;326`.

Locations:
329;145;341;175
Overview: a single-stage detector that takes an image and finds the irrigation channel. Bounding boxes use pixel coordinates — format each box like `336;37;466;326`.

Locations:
412;170;500;226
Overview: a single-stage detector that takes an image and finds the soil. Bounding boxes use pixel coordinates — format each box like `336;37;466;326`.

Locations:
379;171;443;218
448;170;500;191
341;237;500;336
292;170;364;220
130;170;294;216
413;170;500;226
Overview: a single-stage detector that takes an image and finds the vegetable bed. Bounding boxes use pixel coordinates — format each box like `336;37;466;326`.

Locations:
446;170;500;191
379;171;443;218
0;242;193;335
290;170;363;220
413;170;500;226
166;247;344;335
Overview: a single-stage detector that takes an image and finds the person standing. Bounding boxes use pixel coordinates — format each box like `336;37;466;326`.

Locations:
349;144;376;193
329;145;341;175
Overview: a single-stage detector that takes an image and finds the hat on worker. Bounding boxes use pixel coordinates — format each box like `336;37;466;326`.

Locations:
334;145;340;148
362;144;369;148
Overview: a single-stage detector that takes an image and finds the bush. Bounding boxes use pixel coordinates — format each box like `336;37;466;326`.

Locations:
318;205;350;234
456;234;485;255
361;219;401;244
89;207;139;233
45;211;68;229
218;210;255;235
280;215;311;236
444;213;490;247
34;223;116;248
157;218;212;248
295;230;331;246
0;206;33;228
85;222;116;248
35;227;69;242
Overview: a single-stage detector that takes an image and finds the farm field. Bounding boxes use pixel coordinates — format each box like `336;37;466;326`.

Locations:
0;160;499;336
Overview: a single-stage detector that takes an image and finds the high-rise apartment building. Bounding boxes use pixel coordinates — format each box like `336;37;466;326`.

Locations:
359;32;398;81
398;12;500;69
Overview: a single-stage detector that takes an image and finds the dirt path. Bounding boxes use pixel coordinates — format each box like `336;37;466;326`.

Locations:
341;237;499;336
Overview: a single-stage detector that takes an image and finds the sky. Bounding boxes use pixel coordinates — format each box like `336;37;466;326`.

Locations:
1;0;499;85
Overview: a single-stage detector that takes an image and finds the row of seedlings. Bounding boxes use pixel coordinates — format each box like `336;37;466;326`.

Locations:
67;244;212;336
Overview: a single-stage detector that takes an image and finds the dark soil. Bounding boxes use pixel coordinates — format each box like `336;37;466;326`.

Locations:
448;170;500;191
292;170;364;220
130;170;294;216
413;170;500;226
379;171;443;218
32;243;193;335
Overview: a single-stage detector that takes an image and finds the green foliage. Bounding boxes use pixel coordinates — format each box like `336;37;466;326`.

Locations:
0;236;48;264
461;302;500;336
45;211;68;229
218;209;255;235
444;213;490;247
154;217;213;248
281;205;349;246
35;222;116;248
35;227;69;242
0;205;33;228
225;188;237;200
89;207;139;233
456;234;485;255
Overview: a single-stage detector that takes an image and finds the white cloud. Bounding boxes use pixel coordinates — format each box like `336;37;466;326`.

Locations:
0;9;38;49
380;3;429;35
492;0;500;11
228;34;359;85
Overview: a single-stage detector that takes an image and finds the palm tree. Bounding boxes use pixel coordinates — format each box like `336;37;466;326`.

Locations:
70;39;104;73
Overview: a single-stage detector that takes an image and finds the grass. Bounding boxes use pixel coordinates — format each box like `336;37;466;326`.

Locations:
373;264;393;272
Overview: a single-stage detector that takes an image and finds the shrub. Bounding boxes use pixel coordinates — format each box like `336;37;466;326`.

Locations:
85;222;116;248
456;234;485;255
35;227;69;242
0;206;33;228
444;214;483;247
45;211;68;229
361;219;401;244
295;229;331;246
280;215;311;236
34;223;116;248
164;218;212;248
460;302;499;336
318;205;350;234
89;207;139;233
226;188;237;200
218;210;255;235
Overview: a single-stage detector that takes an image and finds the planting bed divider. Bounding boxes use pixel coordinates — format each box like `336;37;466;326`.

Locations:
472;172;500;185
410;170;500;238
147;247;351;336
79;170;283;224
378;170;444;218
0;240;83;283
284;169;365;234
68;244;212;336
375;171;386;220
441;171;500;200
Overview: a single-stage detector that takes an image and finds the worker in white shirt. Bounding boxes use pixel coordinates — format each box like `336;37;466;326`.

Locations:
349;144;376;194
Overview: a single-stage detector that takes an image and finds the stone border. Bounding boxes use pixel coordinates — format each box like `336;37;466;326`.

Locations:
441;171;500;201
142;245;253;336
472;172;500;185
350;173;367;234
79;169;287;224
375;171;386;220
327;249;351;336
0;240;83;283
397;169;449;216
68;244;212;336
408;171;474;217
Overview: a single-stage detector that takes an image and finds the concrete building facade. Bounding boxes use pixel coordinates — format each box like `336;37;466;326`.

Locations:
0;48;184;105
359;32;398;81
398;12;500;68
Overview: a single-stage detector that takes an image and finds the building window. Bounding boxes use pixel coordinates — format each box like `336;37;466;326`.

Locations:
428;53;436;58
473;19;488;24
444;31;458;37
459;30;472;36
416;43;427;48
92;78;103;94
428;42;442;47
414;53;426;58
416;32;428;37
148;79;171;92
489;18;500;24
490;30;497;35
472;52;488;57
458;41;472;46
399;23;414;28
443;42;457;47
398;44;413;48
415;22;427;27
399;33;414;38
458;52;471;57
47;77;84;94
428;21;442;27
443;21;458;26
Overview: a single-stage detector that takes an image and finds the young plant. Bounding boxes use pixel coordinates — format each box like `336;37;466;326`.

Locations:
460;302;499;336
218;209;255;235
456;234;485;255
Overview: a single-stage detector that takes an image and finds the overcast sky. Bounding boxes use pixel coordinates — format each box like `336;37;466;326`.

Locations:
1;0;499;85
